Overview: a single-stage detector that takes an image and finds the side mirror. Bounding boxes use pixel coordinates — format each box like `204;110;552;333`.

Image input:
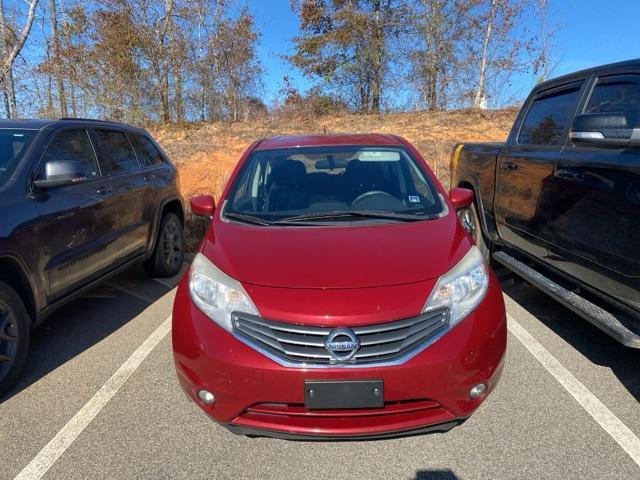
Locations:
190;195;215;218
33;160;86;189
570;113;637;148
449;187;474;210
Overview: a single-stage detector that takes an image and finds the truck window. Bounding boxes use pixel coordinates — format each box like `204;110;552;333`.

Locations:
518;83;582;146
585;75;640;128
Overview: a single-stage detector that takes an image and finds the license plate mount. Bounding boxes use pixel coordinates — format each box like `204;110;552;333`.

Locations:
304;380;384;410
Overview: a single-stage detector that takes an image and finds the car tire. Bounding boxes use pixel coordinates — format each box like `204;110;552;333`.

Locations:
144;213;185;278
458;202;491;263
0;281;30;398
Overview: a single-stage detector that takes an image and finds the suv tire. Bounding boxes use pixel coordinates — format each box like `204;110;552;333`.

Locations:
145;213;185;278
0;281;30;398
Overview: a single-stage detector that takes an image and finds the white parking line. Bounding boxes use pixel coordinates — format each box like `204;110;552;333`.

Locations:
105;283;158;304
507;314;640;468
14;316;172;480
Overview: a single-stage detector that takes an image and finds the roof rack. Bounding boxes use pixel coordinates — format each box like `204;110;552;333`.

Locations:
59;117;107;122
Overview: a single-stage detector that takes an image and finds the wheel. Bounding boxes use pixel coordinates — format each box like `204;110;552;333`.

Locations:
0;281;30;398
458;202;490;262
144;213;185;278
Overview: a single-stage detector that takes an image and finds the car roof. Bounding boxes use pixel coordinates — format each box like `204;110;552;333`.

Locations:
255;133;405;150
0;117;144;132
537;57;640;91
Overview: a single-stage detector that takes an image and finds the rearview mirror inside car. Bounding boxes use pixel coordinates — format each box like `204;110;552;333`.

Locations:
33;159;86;189
190;195;215;218
449;187;474;210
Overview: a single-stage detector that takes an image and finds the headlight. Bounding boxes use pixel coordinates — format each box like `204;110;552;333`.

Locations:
423;246;489;326
188;253;258;331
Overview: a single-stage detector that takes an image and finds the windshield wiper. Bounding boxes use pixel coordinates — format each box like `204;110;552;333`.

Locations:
224;212;273;226
276;210;426;223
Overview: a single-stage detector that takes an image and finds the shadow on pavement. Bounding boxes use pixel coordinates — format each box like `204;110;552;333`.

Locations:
0;264;184;404
415;470;458;480
501;278;640;402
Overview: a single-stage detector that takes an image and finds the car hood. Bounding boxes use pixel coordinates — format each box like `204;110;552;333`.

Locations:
201;213;471;289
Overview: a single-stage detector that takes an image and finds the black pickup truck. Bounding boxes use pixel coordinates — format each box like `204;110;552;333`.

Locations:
451;58;640;348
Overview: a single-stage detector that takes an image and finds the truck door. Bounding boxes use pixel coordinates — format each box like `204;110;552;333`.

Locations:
544;73;640;311
494;81;585;259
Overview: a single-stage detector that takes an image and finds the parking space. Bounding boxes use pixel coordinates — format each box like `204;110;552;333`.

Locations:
1;267;639;480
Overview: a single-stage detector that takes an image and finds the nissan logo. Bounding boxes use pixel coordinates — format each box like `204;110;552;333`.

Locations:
324;328;360;362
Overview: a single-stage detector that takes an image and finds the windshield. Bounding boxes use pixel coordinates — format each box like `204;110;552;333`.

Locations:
0;129;37;187
224;146;444;224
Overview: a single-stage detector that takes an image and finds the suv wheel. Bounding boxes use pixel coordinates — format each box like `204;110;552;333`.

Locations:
458;202;490;262
145;213;185;278
0;281;30;398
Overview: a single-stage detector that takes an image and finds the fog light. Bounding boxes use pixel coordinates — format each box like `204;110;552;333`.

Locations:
198;389;215;405
469;383;487;399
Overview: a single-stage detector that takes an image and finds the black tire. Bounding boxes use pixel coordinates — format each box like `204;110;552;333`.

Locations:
144;213;185;278
0;281;30;398
458;202;491;263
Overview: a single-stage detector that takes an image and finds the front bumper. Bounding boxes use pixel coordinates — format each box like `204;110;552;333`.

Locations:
172;275;506;439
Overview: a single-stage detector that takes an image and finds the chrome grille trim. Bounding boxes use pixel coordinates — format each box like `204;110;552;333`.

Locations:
231;309;449;368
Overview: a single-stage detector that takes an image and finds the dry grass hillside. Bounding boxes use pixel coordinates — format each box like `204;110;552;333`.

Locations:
151;108;516;200
150;109;516;248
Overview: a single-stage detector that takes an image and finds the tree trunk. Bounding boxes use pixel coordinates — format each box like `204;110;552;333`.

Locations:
370;0;383;113
49;0;67;116
0;0;39;84
473;0;497;109
159;0;174;122
6;67;15;116
173;63;184;122
0;0;7;117
423;0;442;111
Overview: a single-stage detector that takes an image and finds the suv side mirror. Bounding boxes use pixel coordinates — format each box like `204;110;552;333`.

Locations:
33;160;86;189
570;113;640;148
190;195;215;218
449;187;474;210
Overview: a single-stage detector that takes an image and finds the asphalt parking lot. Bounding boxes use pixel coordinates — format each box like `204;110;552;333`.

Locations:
1;264;639;480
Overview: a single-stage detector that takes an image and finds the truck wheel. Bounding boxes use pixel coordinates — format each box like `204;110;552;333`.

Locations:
0;281;30;398
144;213;185;278
458;203;491;263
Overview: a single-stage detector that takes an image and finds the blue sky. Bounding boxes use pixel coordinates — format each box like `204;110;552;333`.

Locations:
248;0;640;105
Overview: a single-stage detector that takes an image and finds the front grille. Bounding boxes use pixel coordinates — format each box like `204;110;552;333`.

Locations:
231;309;449;366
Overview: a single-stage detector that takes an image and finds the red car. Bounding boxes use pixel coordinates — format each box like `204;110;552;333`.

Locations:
172;134;506;439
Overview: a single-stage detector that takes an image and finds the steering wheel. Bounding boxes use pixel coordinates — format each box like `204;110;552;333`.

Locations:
351;190;398;207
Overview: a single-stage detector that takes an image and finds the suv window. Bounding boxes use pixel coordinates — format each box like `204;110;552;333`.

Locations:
585;75;640;128
0;129;37;187
128;133;164;166
94;130;139;174
518;82;583;146
39;129;100;180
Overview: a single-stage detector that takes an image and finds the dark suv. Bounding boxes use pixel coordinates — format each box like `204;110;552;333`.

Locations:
0;118;185;395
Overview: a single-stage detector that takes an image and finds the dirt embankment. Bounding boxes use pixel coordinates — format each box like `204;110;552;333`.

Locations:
151;108;515;200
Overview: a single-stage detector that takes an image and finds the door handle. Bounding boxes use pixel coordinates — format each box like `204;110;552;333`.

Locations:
555;169;583;181
96;185;113;195
502;161;518;171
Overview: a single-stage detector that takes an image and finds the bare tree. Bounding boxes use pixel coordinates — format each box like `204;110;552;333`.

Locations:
0;0;39;117
49;0;67;115
473;0;496;109
0;0;39;92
